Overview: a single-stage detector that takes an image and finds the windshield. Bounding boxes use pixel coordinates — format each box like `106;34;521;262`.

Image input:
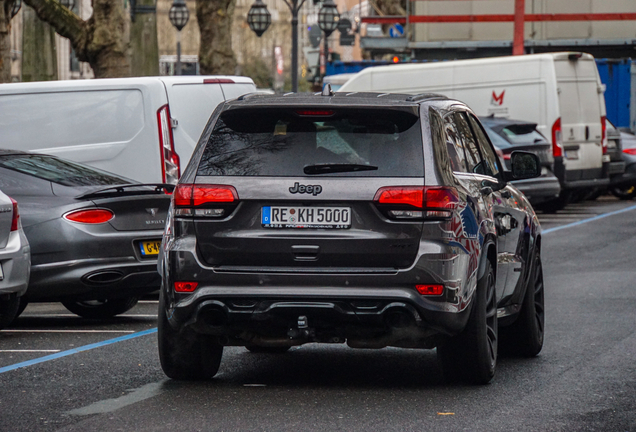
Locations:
197;108;424;177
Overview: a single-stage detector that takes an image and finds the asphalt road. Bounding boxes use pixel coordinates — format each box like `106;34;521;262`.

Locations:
1;197;636;431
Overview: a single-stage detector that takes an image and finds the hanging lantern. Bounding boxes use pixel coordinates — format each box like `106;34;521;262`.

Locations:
247;0;271;37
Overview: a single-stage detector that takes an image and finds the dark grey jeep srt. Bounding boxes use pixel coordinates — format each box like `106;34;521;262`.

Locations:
157;91;544;384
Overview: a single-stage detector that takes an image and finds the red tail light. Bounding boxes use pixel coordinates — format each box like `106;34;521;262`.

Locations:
601;116;607;155
9;197;19;232
174;184;238;207
64;209;114;224
296;110;335;117
623;148;636;156
416;284;444;296
174;281;198;292
203;78;235;84
374;186;459;219
157;105;181;185
551;117;563;157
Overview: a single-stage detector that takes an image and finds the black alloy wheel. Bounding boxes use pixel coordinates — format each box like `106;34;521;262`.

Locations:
61;297;140;319
501;250;545;357
437;260;498;384
610;186;636;200
158;291;224;380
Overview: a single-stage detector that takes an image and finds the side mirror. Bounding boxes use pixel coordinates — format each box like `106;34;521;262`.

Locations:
506;151;541;181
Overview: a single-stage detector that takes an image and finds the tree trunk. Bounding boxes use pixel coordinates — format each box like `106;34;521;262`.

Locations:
23;0;130;78
196;0;236;75
130;0;159;76
22;5;58;81
0;0;19;83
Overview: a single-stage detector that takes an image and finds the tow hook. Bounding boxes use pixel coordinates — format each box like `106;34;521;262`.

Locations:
288;315;313;340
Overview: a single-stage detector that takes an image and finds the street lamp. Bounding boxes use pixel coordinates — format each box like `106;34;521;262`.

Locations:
10;0;21;19
59;0;75;10
247;0;305;92
318;0;339;80
169;0;190;75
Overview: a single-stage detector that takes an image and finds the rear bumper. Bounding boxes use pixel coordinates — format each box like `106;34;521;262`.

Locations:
609;162;636;187
0;230;30;298
27;258;160;301
554;157;609;190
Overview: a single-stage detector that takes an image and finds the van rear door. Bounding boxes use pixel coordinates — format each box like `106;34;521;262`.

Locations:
554;57;604;182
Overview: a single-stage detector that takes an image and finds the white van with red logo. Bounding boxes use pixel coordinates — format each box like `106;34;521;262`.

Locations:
0;76;256;184
339;53;608;202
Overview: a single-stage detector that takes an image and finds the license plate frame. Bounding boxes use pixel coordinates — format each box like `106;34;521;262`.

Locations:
139;240;162;256
262;206;351;229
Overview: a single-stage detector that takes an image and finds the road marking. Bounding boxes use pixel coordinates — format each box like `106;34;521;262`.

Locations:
1;330;136;333
0;350;61;353
543;204;636;235
0;328;157;374
68;381;165;416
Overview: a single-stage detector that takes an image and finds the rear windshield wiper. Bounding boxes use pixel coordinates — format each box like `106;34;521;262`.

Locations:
303;164;379;175
75;183;175;200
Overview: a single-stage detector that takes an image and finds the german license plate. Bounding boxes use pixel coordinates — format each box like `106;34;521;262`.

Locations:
565;150;579;160
139;240;161;256
262;206;351;229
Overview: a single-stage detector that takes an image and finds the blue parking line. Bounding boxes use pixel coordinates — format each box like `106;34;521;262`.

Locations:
0;328;157;374
542;204;636;235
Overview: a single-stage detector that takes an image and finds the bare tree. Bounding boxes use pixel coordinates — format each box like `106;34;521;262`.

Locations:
197;0;236;75
23;0;130;78
0;0;20;82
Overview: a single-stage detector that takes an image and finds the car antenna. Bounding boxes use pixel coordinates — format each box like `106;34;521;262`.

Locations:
322;83;334;96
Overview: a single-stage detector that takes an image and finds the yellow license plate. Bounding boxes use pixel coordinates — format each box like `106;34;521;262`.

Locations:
140;240;161;256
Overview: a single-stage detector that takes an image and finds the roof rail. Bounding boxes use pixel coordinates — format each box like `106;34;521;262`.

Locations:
405;93;446;102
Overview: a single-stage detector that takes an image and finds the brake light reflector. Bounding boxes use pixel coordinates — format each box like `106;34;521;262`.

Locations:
157;105;181;185
174;281;198;292
601;116;607;155
9;197;19;231
64;209;114;224
416;284;444;296
551;117;563;157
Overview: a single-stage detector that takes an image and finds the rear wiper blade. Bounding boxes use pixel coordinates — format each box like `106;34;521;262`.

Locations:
303;164;378;175
75;183;175;200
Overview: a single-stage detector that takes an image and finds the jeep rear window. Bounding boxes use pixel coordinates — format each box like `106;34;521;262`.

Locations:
197;108;424;177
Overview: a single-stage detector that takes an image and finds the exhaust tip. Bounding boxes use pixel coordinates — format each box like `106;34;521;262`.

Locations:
385;309;415;329
82;270;124;285
200;307;227;328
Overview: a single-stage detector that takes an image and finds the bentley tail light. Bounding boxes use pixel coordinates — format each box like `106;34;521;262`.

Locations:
64;209;115;224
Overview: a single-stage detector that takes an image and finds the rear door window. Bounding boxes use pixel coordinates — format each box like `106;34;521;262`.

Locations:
454;112;484;174
443;116;468;173
467;114;501;178
197;108;424;177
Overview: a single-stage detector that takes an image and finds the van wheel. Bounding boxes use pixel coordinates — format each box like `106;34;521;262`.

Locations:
246;345;291;354
610;186;636;200
61;297;139;319
500;251;545;357
0;297;20;330
437;261;498;384
158;293;223;380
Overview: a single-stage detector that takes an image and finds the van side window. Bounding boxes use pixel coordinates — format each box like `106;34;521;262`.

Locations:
454;112;484;174
467;114;501;179
443;115;468;173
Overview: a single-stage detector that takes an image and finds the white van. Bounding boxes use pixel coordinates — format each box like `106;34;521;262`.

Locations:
0;76;256;184
339;53;609;199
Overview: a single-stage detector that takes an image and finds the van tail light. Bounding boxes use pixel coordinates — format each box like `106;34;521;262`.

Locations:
374;186;459;219
157;105;181;185
173;184;238;217
551;117;563;158
10;197;19;231
64;209;114;224
601;116;607;155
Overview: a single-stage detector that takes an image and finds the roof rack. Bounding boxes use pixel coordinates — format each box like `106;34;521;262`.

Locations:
405;93;447;102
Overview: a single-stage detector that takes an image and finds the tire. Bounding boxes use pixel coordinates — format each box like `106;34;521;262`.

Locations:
246;345;291;354
15;296;28;318
437;260;498;385
0;297;20;330
610;186;636;200
61;297;139;319
158;293;223;380
501;251;545;357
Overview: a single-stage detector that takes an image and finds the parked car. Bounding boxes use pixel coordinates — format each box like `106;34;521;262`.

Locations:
0;190;30;329
158;91;544;384
0;150;171;319
0;76;256;184
480;116;561;205
609;131;636;199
